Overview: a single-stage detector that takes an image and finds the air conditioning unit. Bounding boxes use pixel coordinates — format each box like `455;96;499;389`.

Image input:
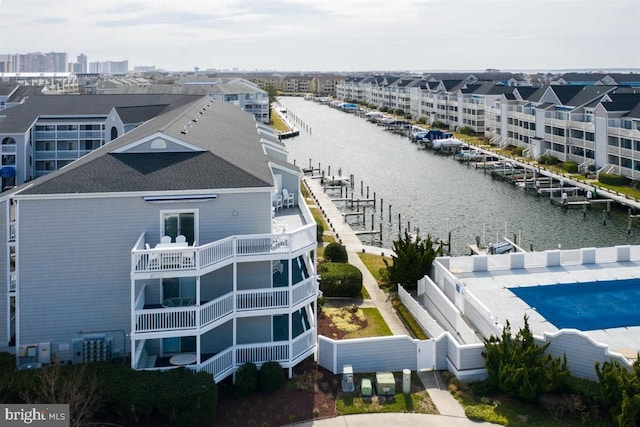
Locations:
38;342;51;365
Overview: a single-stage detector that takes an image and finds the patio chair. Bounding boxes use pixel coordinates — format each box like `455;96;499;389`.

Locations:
176;235;186;243
161;235;171;244
282;189;294;208
273;194;283;210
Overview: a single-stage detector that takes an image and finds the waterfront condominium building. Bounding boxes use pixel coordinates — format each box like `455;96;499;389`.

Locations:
1;95;318;381
0;93;203;189
336;73;640;181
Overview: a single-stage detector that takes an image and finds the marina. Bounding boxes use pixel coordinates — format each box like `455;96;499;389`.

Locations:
278;96;640;255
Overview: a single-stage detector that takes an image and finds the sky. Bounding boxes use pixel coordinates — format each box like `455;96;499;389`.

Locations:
0;0;638;72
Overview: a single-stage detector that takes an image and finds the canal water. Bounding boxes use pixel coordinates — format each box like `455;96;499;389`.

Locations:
278;96;640;255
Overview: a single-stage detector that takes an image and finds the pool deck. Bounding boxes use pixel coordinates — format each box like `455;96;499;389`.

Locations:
456;260;640;360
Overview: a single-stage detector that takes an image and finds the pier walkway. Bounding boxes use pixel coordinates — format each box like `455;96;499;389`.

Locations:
465;143;640;211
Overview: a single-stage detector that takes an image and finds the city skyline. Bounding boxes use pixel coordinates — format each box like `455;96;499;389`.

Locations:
0;0;638;73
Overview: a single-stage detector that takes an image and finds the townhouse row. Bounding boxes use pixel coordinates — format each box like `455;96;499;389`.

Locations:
337;72;640;180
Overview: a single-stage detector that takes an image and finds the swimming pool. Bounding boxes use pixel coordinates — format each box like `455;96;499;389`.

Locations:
509;278;640;331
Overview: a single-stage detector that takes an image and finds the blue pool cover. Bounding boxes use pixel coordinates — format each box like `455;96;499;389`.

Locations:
509;278;640;331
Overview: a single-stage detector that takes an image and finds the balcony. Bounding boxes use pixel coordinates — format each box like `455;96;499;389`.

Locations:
132;278;317;335
131;223;316;278
609;127;640;139
133;329;316;382
9;272;16;292
9;221;15;241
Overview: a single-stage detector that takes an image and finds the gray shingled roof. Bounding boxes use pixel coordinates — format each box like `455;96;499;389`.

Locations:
0;93;202;133
18;97;274;195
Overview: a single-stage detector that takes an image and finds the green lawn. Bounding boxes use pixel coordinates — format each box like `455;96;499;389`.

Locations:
357;252;392;285
336;372;437;415
344;308;392;339
269;108;290;132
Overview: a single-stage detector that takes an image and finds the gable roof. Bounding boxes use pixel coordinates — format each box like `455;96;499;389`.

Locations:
0;93;202;133
18;97;274;195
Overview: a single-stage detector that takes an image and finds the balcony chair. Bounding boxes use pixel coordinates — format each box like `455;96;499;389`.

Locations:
176;235;186;243
282;189;294;208
160;235;171;244
273;194;283;210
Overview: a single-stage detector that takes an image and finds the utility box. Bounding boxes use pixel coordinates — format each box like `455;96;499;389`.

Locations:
341;364;354;392
402;369;411;394
361;378;373;397
375;372;395;396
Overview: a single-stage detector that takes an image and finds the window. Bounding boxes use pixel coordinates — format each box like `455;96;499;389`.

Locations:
162;211;196;245
2;155;15;165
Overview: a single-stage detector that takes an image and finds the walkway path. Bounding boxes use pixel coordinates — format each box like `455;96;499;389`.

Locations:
303;176;491;425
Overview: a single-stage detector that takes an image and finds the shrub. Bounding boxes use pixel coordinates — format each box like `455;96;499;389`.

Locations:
318;262;362;297
514;146;525;156
234;362;259;396
539;154;559;165
432;120;446;129
379;106;388;112
483;316;570;401
561;161;579;173
417;116;428;124
324;242;348;263
458;126;474;135
599;173;630;186
260;361;285;393
316;221;324;243
596;358;640;426
394;108;404;116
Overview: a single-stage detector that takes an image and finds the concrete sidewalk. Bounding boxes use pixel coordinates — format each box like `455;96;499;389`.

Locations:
289;413;500;427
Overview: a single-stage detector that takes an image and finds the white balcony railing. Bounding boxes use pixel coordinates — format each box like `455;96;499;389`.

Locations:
189;329;316;381
236;278;316;312
134;280;315;334
134;292;234;334
131;223;316;275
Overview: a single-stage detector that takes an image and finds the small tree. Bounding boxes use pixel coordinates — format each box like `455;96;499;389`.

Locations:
596;357;640;426
482;316;570;401
384;231;439;290
324;242;348;263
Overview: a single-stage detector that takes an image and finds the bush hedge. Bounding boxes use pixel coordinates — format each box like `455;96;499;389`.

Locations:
319;262;362;297
599;173;630;186
561;161;579;173
538;154;559;165
458;126;474;135
234;362;258;396
260;361;285;393
323;242;348;263
0;357;218;426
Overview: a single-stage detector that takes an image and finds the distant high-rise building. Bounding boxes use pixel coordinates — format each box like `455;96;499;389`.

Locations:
4;52;68;72
90;60;129;75
77;54;87;73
